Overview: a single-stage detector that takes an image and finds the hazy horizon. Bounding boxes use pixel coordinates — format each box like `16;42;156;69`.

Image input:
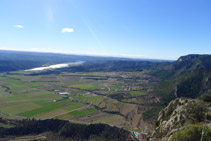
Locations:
0;48;178;60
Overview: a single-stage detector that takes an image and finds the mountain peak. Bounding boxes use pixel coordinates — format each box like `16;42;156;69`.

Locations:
177;54;211;62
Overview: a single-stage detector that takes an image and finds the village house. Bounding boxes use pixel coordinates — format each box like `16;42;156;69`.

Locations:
59;92;70;95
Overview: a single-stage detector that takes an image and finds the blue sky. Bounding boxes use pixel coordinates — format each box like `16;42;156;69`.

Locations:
0;0;210;60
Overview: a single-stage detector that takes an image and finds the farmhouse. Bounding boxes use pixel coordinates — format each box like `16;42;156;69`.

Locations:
54;90;60;94
59;92;69;95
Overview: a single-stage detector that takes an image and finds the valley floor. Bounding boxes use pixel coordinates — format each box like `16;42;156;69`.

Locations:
0;71;161;134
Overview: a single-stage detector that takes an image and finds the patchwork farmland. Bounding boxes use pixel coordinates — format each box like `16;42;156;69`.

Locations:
0;71;157;131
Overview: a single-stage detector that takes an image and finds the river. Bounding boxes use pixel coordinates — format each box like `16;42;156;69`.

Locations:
25;61;85;71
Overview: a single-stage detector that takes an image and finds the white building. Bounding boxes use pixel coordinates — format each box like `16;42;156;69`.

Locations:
59;92;69;95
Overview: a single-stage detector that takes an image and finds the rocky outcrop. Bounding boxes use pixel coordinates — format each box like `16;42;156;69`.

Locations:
151;97;211;141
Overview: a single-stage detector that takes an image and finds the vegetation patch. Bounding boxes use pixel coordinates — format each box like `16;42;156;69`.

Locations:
0;118;132;140
0;87;7;93
73;95;103;105
108;84;124;93
0;122;14;128
69;108;99;117
33;100;53;106
170;124;211;141
35;109;67;119
123;126;141;132
130;90;147;96
62;104;85;111
69;84;103;90
0;94;28;102
0;102;42;114
94;115;123;124
18;100;72;117
143;106;164;120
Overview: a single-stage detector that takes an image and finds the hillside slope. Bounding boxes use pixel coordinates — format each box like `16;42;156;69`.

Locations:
0;118;136;141
152;96;211;141
153;54;211;105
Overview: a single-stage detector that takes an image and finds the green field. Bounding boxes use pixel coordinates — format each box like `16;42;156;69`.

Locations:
0;94;28;102
62;104;85;111
18;100;72;117
106;84;124;94
94;115;123;124
69;108;99;117
0;87;7;93
73;95;104;105
130;90;147;96
0;122;14;128
69;84;103;90
0;102;41;114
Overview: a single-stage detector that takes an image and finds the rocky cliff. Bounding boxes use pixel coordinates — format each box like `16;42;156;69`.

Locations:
151;96;211;141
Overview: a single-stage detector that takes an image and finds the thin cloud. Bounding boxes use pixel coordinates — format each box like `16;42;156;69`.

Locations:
61;28;74;33
15;25;24;28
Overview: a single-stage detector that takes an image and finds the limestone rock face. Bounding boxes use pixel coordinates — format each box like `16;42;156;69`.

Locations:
151;97;211;141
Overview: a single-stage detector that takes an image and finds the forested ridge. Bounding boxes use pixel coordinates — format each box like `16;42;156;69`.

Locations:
0;118;135;141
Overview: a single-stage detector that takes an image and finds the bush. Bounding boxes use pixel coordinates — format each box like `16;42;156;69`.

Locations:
170;124;211;141
142;107;163;120
186;101;207;122
201;94;211;102
177;72;203;98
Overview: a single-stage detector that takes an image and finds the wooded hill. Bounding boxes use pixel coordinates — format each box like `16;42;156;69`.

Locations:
0;118;136;141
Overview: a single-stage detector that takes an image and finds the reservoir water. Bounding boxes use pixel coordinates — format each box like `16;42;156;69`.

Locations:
25;61;84;71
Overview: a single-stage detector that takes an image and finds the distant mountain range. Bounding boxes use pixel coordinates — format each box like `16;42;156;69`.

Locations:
0;50;170;72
